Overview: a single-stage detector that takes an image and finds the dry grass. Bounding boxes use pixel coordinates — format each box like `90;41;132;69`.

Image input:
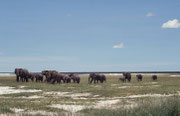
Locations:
0;73;180;115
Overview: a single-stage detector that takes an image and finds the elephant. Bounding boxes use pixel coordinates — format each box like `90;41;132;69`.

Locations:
68;73;80;84
136;74;143;81
14;68;30;82
152;75;157;80
42;70;58;82
42;70;51;82
34;73;43;82
15;68;21;82
119;77;125;82
123;72;131;82
64;76;71;83
28;72;35;82
49;71;66;84
88;73;106;84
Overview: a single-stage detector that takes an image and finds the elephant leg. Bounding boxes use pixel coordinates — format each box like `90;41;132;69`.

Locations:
31;77;34;82
57;80;60;84
23;77;25;82
51;79;56;84
77;79;80;84
101;80;103;83
25;77;28;82
94;79;96;84
25;77;27;82
90;78;93;84
26;77;29;82
16;76;19;82
63;79;66;83
128;79;131;82
21;77;24;82
93;79;95;84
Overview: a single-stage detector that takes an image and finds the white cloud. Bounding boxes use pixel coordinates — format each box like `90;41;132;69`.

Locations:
146;12;154;17
113;43;124;49
162;19;180;28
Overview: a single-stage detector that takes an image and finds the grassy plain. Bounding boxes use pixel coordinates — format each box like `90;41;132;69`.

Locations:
0;73;179;116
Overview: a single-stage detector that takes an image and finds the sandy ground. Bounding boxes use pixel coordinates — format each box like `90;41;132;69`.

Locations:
7;108;59;116
50;99;120;113
170;75;180;77
18;86;27;88
0;86;41;95
44;92;92;99
118;85;160;89
50;104;88;113
19;95;45;99
0;73;15;77
0;84;179;115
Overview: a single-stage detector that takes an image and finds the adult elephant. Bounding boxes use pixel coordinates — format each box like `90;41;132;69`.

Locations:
136;74;143;81
42;70;66;84
88;73;106;84
42;70;50;82
69;73;80;84
123;72;131;82
51;72;66;84
42;70;57;83
15;68;21;82
17;68;30;82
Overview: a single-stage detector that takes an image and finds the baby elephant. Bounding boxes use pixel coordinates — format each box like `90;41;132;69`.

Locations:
152;75;157;80
35;73;43;82
136;74;143;81
64;76;71;83
119;77;125;82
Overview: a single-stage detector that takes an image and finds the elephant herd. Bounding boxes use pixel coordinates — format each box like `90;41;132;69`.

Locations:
119;72;158;82
15;68;80;84
14;68;157;84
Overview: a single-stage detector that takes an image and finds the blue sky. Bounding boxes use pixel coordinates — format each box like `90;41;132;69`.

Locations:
0;0;180;72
